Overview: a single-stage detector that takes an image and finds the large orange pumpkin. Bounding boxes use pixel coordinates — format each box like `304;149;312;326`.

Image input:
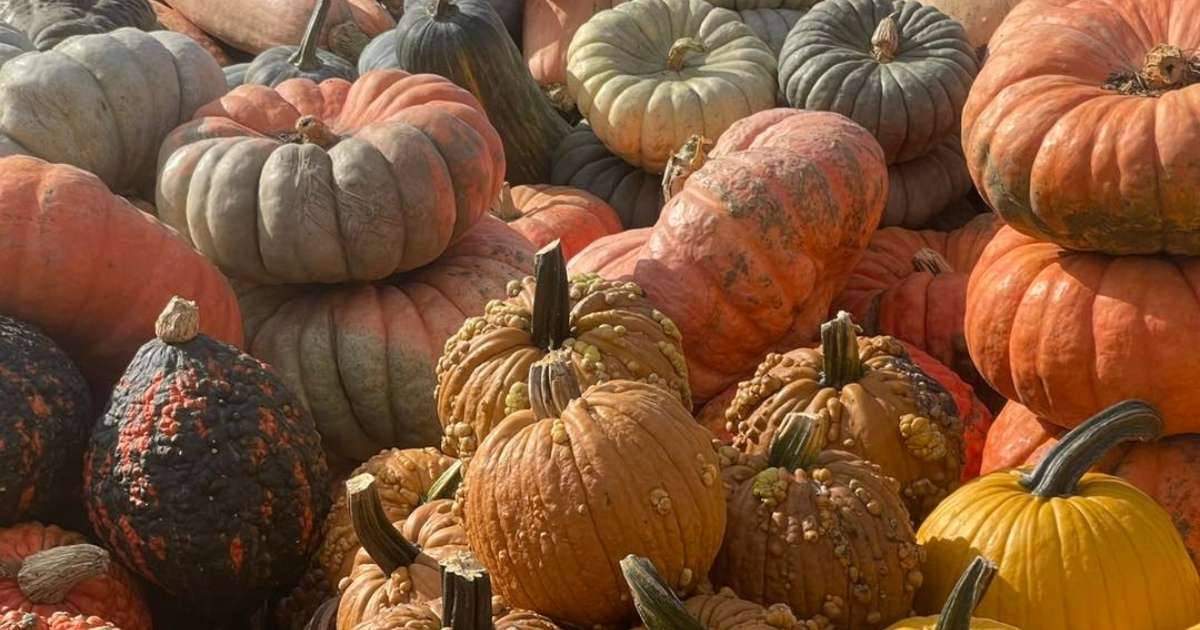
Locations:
491;184;623;261
522;0;623;100
161;0;393;55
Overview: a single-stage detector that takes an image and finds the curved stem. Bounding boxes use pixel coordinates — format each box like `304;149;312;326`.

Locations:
346;473;422;575
303;596;340;630
531;241;571;351
295;115;340;148
1019;400;1163;498
620;555;705;630
912;248;953;274
288;0;333;71
424;460;463;503
666;38;704;72
935;556;997;630
18;544;110;604
528;354;582;420
441;552;494;630
155;296;200;344
768;412;823;471
820;311;864;389
871;13;900;63
493;183;522;222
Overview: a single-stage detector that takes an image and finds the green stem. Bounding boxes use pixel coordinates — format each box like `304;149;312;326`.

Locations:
620;555;705;630
821;311;864;388
288;0;333;71
346;473;421;575
768;412;823;471
1020;400;1162;498
424;460;463;503
531;241;571;351
935;556;997;630
441;552;494;630
528;354;582;420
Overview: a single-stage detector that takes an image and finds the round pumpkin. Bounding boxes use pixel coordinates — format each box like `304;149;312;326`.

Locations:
149;1;231;65
0;0;156;50
161;0;393;56
0;523;149;630
84;298;332;616
491;184;623;261
915;0;1024;58
779;0;979;164
0;20;33;66
736;8;805;56
550;121;664;229
0;611;122;630
715;413;923;628
885;557;1017;629
522;0;622;102
356;28;395;73
884;135;974;228
917;400;1200;629
223;61;249;88
241;0;357;87
157;69;504;285
0;28;226;196
566;0;777;173
236;215;534;465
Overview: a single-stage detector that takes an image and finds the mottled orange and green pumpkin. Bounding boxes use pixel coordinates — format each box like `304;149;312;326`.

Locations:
0;610;122;630
83;298;331;616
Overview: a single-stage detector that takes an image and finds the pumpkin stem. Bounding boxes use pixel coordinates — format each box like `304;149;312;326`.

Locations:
530;240;571;351
441;552;494;630
545;84;576;113
303;595;340;630
820;311;864;389
346;473;423;575
426;0;454;18
934;556;997;630
661;134;711;202
528;353;582;420
17;544;110;605
296;115;340;148
871;13;901;63
1140;44;1191;90
424;460;464;503
768;413;824;471
492;183;523;222
912;248;953;274
666;38;704;72
1020;400;1163;498
289;0;333;71
620;555;705;630
156;296;200;344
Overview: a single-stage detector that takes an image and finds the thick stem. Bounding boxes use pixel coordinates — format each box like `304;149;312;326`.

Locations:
346;473;422;575
871;13;900;63
528;354;582;420
303;596;340;630
935;556;997;630
530;241;571;351
545;84;576;113
620;555;705;630
661;135;711;202
493;183;522;222
441;552;493;630
912;248;953;274
296;115;340;149
1141;44;1189;90
768;413;823;471
155;296;200;344
1020;400;1163;498
288;0;333;71
666;38;704;72
820;311;864;389
424;460;463;503
426;0;453;18
17;544;110;604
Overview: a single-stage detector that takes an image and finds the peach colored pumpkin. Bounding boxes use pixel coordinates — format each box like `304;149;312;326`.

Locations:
491;184;622;260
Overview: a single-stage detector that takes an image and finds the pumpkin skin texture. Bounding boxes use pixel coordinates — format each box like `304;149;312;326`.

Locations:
550;122;664;229
162;0;393;55
236;216;534;465
779;0;979;164
522;0;621;96
0;156;243;399
0;523;150;630
148;1;231;65
492;184;623;261
883;135;973;228
83;299;332;617
883;557;1016;630
157;70;504;285
356;28;396;73
737;8;804;56
0;611;122;630
900;342;992;483
394;0;570;185
0;28;226;196
0;0;156;50
242;0;357;87
914;0;1023;57
568;109;888;401
566;0;777;173
0;20;33;65
0;317;90;524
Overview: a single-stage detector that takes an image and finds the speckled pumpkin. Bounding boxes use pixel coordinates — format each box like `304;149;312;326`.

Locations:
0;20;33;66
491;184;623;261
0;0;156;50
883;135;974;228
550;121;664;229
0;611;122;630
884;557;1017;629
241;0;357;87
83;298;332;616
623;556;800;630
0;317;89;523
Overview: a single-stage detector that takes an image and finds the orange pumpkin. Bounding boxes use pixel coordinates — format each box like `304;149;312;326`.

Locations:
149;1;231;65
162;0;393;55
522;0;623;101
491;184;623;261
0;611;122;630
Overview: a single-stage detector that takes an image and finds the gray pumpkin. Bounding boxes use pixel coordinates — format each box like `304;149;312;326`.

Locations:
242;0;356;87
738;8;805;56
883;134;973;227
0;19;33;65
357;27;397;74
779;0;978;163
0;0;157;50
224;61;250;89
551;121;663;229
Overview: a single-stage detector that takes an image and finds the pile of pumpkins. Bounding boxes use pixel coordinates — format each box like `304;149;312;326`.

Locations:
1;0;1199;628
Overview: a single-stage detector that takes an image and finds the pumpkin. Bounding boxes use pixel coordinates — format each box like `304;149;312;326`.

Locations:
148;1;231;65
914;0;1024;58
0;156;243;398
0;28;226;196
162;0;393;56
0;523;149;630
566;0;777;173
779;0;979;164
521;0;621;106
964;0;1200;255
736;8;804;56
356;28;395;73
551;121;664;229
394;0;570;185
464;356;726;627
0;316;89;524
917;400;1200;629
236;215;534;465
491;184;623;261
0;0;156;50
223;62;249;88
883;135;973;228
272;566;338;630
885;557;1016;629
900;342;992;483
0;611;121;630
965;226;1200;434
435;241;691;459
568;108;888;401
84;298;332;616
242;0;357;87
0;20;33;65
157;69;504;285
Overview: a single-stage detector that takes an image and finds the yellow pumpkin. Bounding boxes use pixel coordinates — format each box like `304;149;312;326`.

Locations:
885;557;1018;629
917;400;1200;630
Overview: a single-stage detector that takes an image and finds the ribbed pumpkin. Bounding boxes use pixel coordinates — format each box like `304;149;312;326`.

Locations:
0;28;226;196
394;0;570;185
0;0;156;50
436;241;690;459
241;0;357;87
0;523;149;630
736;8;805;56
356;28;395;73
569;109;888;401
885;557;1017;630
491;184;623;261
161;0;393;56
917;400;1200;630
963;0;1200;255
521;0;622;105
0;156;243;398
623;556;800;630
0;611;122;630
237;216;533;465
715;413;923;628
464;357;726;628
900;342;992;482
779;0;978;164
915;0;1024;58
0;317;89;523
149;1;231;66
884;135;973;228
0;20;33;66
84;298;332;616
157;69;504;285
550;122;664;229
566;0;777;173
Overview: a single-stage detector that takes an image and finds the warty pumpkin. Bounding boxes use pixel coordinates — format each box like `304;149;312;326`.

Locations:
715;413;924;628
963;0;1200;255
148;1;231;65
779;0;979;164
623;555;799;630
917;400;1200;630
157;69;504;285
491;184;623;261
394;0;569;185
900;341;992;482
568;108;888;401
521;0;622;107
0;0;156;50
162;0;392;56
914;0;1024;59
0;19;32;65
885;557;1016;630
0;611;121;630
566;0;777;173
84;298;332;616
551;121;664;229
884;135;973;228
241;0;357;87
0;523;149;630
0;28;226;196
464;356;727;628
236;215;534;465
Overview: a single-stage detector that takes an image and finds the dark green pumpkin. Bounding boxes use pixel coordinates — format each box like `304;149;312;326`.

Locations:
0;313;90;525
394;0;568;185
0;0;157;50
241;0;356;88
83;297;332;617
551;121;663;229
